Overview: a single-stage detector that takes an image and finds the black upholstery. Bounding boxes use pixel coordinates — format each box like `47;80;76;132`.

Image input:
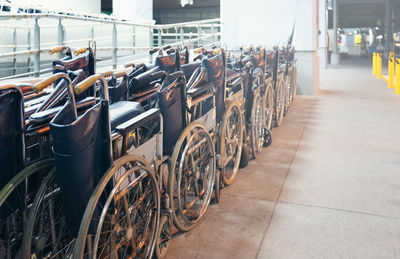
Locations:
157;73;186;154
129;66;161;94
108;76;129;103
109;101;144;130
50;100;111;236
0;86;24;194
201;52;225;122
181;63;201;81
29;97;96;125
155;51;180;73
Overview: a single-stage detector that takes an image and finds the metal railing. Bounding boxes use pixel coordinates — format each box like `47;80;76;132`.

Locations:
0;14;221;80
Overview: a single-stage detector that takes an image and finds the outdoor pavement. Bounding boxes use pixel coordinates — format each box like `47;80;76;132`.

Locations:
164;57;400;259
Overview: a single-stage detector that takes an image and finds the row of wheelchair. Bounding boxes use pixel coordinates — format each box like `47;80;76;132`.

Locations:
0;41;296;258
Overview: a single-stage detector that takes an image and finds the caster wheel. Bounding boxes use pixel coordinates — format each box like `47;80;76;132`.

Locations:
155;214;172;258
263;127;272;147
212;169;222;204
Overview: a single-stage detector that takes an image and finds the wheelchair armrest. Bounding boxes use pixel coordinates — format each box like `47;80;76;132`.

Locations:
187;83;214;99
227;76;243;89
116;108;161;136
29;97;96;124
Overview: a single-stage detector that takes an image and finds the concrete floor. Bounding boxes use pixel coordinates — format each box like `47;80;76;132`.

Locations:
165;58;400;259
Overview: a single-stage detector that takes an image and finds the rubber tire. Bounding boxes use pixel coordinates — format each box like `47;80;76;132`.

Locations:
73;155;160;259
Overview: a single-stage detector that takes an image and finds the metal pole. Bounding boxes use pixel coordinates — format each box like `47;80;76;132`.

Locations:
158;29;162;47
197;24;201;47
27;29;31;73
211;23;215;45
34;18;40;77
180;26;184;43
149;26;153;64
132;25;136;55
90;26;94;41
112;23;117;69
58;19;64;58
12;28;17;75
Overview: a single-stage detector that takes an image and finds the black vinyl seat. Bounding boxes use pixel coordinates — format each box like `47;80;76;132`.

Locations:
109;101;144;130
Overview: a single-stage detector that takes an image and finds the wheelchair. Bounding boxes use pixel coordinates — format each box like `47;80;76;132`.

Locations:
226;46;271;165
271;46;286;127
0;42;99;258
22;47;217;259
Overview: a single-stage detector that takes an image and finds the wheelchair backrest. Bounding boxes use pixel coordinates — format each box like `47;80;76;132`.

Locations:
52;49;95;99
108;75;129;103
157;72;187;154
154;50;181;73
251;50;265;69
0;85;25;190
50;99;112;236
201;51;226;122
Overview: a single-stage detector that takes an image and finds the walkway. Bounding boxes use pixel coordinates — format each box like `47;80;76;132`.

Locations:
165;58;400;258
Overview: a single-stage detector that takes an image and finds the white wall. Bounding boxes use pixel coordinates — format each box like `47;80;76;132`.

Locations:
221;0;296;49
221;0;320;95
113;0;153;21
16;0;100;13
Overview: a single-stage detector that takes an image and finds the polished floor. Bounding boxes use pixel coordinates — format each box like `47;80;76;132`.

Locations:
165;58;400;259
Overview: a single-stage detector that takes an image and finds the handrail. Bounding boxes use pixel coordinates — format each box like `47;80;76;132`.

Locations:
0;14;221;80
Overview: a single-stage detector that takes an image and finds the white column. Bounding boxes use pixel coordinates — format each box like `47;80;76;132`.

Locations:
318;0;328;69
331;0;340;65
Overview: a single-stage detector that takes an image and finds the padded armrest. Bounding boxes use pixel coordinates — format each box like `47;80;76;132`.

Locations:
187;83;214;99
116;108;160;136
227;76;243;88
29;97;96;124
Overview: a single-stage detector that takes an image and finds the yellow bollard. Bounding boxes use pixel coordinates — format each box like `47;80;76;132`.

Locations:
396;58;400;95
388;52;395;88
373;52;377;76
377;53;383;79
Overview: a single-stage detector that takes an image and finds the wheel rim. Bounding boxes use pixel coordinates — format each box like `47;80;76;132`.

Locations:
264;83;274;130
170;124;215;231
91;163;159;258
221;105;243;185
24;170;70;259
0;159;54;259
252;92;264;157
73;156;160;259
155;215;170;258
275;81;285;125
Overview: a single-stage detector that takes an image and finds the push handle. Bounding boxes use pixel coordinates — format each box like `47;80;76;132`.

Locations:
74;47;88;56
193;47;203;54
193;54;202;62
49;45;67;55
75;74;109;101
74;76;98;95
34;73;76;119
149;47;160;55
124;62;135;68
102;70;128;78
33;75;60;93
101;71;114;78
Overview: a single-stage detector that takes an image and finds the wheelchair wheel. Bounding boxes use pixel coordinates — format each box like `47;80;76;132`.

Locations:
239;127;250;168
274;79;285;127
283;76;291;116
219;103;243;185
168;122;216;232
250;89;265;159
74;155;160;259
154;214;171;258
290;67;297;102
264;81;274;130
0;159;54;259
23;169;69;259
